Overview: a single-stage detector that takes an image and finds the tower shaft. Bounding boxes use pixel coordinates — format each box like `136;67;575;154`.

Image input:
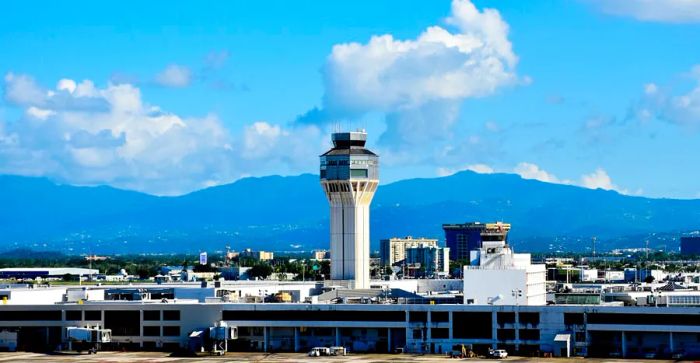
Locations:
323;180;377;288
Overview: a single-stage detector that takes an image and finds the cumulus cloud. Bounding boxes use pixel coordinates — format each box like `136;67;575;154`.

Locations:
513;162;639;195
588;0;700;23
513;162;568;184
3;73;46;106
297;0;520;148
0;72;320;195
580;168;616;190
154;64;192;88
241;121;323;171
446;161;637;195
632;65;700;127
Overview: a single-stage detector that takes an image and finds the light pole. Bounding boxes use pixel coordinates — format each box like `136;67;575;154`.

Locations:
302;260;306;282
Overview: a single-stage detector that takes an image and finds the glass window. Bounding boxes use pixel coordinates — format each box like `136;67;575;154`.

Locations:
350;169;368;178
162;326;180;336
84;310;102;321
143;326;160;336
65;310;82;321
143;310;160;321
163;310;180;321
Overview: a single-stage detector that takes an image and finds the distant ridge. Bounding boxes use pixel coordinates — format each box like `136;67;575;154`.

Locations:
0;172;698;254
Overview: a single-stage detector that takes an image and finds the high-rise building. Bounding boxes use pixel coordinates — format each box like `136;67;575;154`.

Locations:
681;235;700;255
379;236;438;266
405;243;450;278
443;222;510;261
320;130;378;289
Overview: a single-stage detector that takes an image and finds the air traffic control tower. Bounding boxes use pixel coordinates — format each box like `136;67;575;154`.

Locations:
320;130;378;289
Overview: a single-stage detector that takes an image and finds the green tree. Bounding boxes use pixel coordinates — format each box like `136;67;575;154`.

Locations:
249;263;272;280
136;267;151;280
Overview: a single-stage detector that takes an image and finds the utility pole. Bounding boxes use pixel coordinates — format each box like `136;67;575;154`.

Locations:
645;240;650;260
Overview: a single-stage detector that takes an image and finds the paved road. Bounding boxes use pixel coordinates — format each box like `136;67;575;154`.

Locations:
0;352;689;362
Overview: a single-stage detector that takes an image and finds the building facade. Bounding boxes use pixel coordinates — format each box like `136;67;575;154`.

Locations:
443;222;510;262
1;300;699;359
320;131;379;289
463;236;546;306
405;244;450;278
379;237;438;267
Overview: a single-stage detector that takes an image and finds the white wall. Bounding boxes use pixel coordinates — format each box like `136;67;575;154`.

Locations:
463;268;527;305
5;288;67;304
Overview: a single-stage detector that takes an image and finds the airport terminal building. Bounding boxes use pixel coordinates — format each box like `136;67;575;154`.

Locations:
0;281;697;359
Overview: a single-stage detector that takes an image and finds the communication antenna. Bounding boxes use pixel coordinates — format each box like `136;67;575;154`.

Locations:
592;236;597;259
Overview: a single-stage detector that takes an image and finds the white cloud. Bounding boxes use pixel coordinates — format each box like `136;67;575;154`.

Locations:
580;168;641;195
243;122;283;159
299;0;520;147
242;121;323;173
1;73;325;195
513;162;567;184
467;163;494;174
56;79;77;94
580;168;615;190
436;163;494;177
436;161;637;194
589;0;700;23
155;64;192;88
633;65;700;127
511;162;638;195
3;73;46;106
25;106;55;120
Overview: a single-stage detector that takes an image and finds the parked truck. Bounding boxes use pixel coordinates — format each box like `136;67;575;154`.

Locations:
65;326;111;354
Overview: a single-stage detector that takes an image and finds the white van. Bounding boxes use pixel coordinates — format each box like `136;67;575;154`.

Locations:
330;346;347;356
308;347;330;357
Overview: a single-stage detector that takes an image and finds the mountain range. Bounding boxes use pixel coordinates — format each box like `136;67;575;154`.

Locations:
1;171;698;254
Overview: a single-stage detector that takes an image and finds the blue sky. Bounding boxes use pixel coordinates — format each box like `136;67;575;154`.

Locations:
1;0;700;197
